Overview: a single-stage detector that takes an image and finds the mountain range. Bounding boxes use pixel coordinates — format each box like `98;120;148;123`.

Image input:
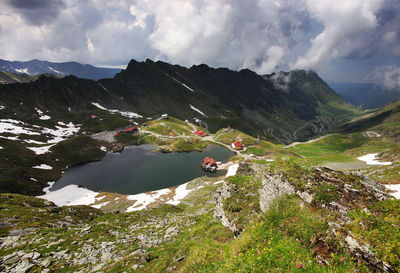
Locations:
0;59;357;144
0;59;121;80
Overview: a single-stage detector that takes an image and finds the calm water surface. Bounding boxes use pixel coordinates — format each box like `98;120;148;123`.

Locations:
51;144;234;194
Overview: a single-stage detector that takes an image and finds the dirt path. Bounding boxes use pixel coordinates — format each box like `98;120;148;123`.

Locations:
283;134;334;149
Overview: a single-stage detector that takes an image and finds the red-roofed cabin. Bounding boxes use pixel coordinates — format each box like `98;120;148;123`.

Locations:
194;130;206;137
233;141;243;150
123;126;139;134
90;114;96;118
201;157;218;172
114;131;121;137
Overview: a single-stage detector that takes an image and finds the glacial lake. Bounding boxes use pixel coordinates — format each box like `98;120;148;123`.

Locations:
51;144;234;194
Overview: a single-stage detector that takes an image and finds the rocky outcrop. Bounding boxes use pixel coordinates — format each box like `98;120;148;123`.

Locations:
214;181;240;236
327;222;396;273
259;174;296;213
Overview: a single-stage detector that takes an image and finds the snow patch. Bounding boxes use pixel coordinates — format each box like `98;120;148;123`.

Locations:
386;184;400;199
32;164;53;170
98;83;108;91
39;115;51;120
100;146;107;152
14;68;30;74
357;153;392;165
166;182;192;206
0;119;79;149
91;102;142;118
170;76;195;92
43;182;55;194
0;119;41;136
48;67;61;74
35;108;51;120
24;139;46;145
126;188;172;212
225;163;239;177
95;195;106;201
27;145;55;155
0;105;4;110
39;184;98;207
92;201;110;209
189;104;207;117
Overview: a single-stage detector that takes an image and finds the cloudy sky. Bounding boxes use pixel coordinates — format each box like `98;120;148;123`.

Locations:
0;0;399;87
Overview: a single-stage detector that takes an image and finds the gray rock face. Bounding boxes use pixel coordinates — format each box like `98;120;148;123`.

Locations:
344;235;395;273
131;248;150;264
355;172;391;201
214;181;240;236
259;174;295;213
164;226;179;240
13;260;34;273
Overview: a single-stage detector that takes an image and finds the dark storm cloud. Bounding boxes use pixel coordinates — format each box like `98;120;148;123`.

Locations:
6;0;66;26
377;9;396;25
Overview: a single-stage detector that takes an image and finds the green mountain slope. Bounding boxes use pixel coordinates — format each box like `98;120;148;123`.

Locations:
0;71;36;84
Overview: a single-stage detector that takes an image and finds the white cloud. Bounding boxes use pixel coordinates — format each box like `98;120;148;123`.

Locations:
129;4;148;29
87;38;95;54
256;45;285;74
367;65;400;90
291;0;383;70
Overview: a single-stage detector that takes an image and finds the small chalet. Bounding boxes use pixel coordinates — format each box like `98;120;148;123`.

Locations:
201;157;218;172
123;126;139;134
232;141;244;150
161;114;168;119
194;130;206;137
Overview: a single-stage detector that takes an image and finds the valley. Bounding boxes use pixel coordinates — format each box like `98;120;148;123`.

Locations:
0;61;399;272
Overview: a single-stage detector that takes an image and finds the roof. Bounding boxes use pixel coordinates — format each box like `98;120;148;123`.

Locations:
194;130;206;136
123;126;138;132
234;141;243;148
203;157;217;165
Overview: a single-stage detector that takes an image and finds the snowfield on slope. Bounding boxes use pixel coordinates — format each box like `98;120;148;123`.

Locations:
39;178;220;211
32;164;53;170
169;76;195;92
35;108;51;120
189;104;207;117
386;184;400;199
0;118;80;154
357;153;392;165
91;102;142;118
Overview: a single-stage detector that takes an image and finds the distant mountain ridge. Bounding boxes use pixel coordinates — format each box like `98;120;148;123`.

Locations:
0;59;121;80
0;59;357;144
328;82;400;109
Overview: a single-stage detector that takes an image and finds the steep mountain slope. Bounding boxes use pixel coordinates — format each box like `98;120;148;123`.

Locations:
0;59;121;80
0;71;36;84
102;60;357;143
341;98;400;140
